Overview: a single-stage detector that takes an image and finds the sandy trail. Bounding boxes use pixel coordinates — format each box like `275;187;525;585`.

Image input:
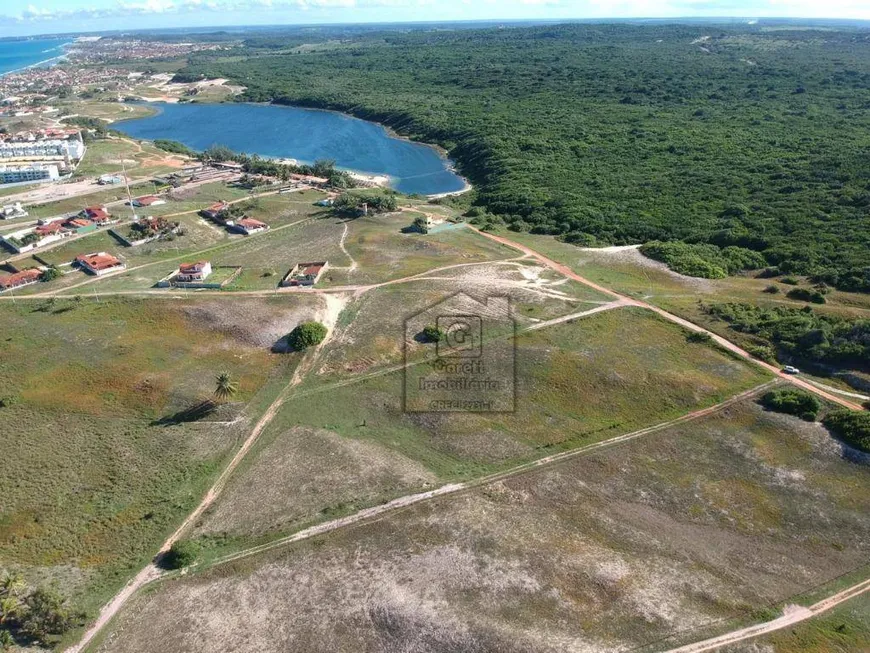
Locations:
469;227;865;412
65;292;347;653
192;380;777;571
663;578;870;653
338;221;357;272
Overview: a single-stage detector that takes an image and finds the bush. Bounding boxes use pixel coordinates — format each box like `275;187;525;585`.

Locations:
822;409;870;452
786;287;827;304
760;389;821;420
40;266;61;282
780;276;800;285
746;344;777;364
286;321;328;350
420;325;444;343
763;285;780;294
161;540;199;569
686;331;712;343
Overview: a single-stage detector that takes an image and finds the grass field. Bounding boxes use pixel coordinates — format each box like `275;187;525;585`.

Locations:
0;296;310;620
74;139;183;179
184;306;769;547
90;398;870;653
322;213;516;286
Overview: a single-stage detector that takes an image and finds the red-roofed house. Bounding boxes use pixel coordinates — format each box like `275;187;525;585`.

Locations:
35;221;67;237
200;202;229;221
63;217;96;234
81;206;114;224
0;268;42;292
76;252;125;276
176;261;212;282
235;217;269;235
281;261;329;287
131;195;166;208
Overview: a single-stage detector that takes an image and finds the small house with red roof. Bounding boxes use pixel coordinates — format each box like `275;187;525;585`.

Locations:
176;261;212;283
234;217;269;235
281;261;329;287
0;268;42;292
200;201;229;222
76;252;125;276
131;195;166;208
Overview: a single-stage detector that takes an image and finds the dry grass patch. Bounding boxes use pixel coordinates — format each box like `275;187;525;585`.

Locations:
93;401;870;653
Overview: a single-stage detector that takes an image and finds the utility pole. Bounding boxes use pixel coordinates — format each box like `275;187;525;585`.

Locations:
120;156;137;223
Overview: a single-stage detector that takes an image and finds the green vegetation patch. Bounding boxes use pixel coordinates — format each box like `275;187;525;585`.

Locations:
707;303;870;370
0;297;286;617
823;409;870;453
176;24;870;292
759;388;821;421
640;241;766;279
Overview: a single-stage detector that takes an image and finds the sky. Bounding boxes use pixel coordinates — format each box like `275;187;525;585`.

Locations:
1;0;869;37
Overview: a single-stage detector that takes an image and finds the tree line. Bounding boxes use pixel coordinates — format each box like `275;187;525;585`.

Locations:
169;23;870;292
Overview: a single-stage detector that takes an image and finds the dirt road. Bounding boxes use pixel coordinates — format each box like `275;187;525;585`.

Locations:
65;294;345;653
469;227;865;412
663;578;870;653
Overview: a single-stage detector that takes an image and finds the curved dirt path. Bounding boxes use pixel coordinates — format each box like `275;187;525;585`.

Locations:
469;227;865;412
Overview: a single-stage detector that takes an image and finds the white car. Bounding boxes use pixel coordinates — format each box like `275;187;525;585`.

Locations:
782;365;800;375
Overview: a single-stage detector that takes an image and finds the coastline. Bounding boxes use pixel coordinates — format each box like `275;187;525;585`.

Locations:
0;41;72;78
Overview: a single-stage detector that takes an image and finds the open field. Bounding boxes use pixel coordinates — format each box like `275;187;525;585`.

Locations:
0;295;316;620
183;306;769;547
73;139;184;179
91;398;870;653
496;231;870;319
316;264;617;378
322;214;516;286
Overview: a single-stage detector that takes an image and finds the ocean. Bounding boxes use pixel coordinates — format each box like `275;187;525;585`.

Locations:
0;38;70;77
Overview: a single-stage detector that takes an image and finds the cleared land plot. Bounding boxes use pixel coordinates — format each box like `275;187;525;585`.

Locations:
0;296;313;617
74;139;183;178
317;265;613;378
324;214;516;286
188;307;768;544
93;400;870;653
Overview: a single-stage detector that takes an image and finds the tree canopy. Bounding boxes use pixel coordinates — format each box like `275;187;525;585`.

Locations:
174;23;870;292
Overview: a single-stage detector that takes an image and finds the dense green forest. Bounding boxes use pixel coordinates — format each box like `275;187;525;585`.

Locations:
172;24;870;291
707;302;870;370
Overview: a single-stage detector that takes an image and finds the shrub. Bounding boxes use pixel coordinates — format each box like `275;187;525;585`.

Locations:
420;325;444;343
780;276;800;285
787;287;827;304
763;285;780;294
161;540;199;569
706;303;870;369
286;321;328;350
760;389;821;420
746;344;777;363
822;409;870;452
686;331;712;343
40;266;61;282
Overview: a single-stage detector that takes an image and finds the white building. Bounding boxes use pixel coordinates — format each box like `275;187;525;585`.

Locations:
0;202;27;219
0;164;59;185
0;137;85;161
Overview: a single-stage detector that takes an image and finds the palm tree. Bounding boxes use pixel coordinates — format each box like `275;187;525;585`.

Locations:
0;596;21;627
0;573;25;599
213;372;238;403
